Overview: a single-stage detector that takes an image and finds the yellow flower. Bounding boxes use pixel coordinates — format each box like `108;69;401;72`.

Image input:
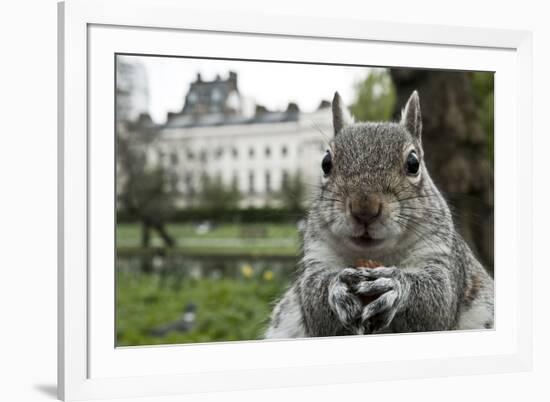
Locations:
263;270;274;281
241;264;254;278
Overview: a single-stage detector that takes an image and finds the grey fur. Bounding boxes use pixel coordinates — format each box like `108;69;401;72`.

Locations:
265;91;494;338
401;90;422;140
332;91;354;135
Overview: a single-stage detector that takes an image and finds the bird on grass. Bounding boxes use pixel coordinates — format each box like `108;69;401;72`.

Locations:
149;302;197;337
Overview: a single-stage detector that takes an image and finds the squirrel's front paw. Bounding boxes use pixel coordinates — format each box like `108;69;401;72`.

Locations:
353;267;408;334
328;268;364;333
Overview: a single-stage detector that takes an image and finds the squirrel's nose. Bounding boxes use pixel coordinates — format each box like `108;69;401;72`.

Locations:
349;194;382;225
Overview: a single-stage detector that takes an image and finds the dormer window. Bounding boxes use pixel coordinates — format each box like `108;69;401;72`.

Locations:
211;88;223;103
188;92;198;104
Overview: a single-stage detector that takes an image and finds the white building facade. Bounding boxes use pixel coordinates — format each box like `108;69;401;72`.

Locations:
120;71;335;209
152;108;333;208
116;58;150;123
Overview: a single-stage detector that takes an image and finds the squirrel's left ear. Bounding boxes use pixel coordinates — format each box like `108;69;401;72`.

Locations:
332;91;354;135
401;90;422;140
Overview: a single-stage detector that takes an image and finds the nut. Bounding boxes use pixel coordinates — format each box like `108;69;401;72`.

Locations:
355;259;382;269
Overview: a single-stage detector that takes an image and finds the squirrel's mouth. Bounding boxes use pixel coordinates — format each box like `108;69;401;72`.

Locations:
349;231;384;247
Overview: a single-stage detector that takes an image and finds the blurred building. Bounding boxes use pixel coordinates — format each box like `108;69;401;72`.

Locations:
116;59;150;122
128;71;333;208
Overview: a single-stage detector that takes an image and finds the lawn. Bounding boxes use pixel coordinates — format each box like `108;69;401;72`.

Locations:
116;269;290;346
116;222;300;346
116;222;301;257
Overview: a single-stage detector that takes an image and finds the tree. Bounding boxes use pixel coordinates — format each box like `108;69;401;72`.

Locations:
351;69;396;122
471;72;494;162
117;115;177;248
196;174;241;211
390;69;494;272
278;172;306;213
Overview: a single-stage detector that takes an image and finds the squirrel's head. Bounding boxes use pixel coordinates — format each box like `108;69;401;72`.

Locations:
317;90;436;251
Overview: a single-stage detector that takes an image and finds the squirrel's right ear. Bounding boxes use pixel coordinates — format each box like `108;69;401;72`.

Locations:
332;91;353;135
401;90;422;140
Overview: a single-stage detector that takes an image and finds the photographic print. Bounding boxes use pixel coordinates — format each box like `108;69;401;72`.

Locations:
115;55;494;346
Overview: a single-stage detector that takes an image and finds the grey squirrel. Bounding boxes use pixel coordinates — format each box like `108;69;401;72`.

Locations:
265;91;494;338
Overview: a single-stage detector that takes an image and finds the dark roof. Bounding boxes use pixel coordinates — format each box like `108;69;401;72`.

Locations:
163;109;300;129
164;71;304;129
179;71;239;116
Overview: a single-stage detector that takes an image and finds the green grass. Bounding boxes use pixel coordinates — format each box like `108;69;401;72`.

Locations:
116;270;289;346
116;222;299;346
116;245;298;257
116;223;300;257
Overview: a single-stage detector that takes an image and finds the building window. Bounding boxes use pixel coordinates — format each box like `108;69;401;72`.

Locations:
232;148;239;158
170;152;178;166
249;147;255;158
211;88;223;103
185;173;194;195
248;171;255;194
232;172;239;191
188;92;198;104
201;172;210;188
265;147;271;157
265;171;271;193
282;170;289;189
187;150;195;160
200;150;207;163
281;146;288;157
215;147;223;159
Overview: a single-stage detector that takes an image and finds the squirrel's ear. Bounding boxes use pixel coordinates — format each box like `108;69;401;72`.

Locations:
401;90;422;140
332;91;353;135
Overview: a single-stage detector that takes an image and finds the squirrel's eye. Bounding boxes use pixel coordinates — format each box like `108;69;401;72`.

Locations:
405;151;420;175
322;151;332;176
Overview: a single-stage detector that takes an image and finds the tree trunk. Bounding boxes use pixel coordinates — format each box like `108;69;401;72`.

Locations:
140;218;175;248
391;69;493;273
141;220;152;248
152;221;175;248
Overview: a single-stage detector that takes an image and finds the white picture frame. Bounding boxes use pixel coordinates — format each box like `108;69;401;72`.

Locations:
58;0;533;400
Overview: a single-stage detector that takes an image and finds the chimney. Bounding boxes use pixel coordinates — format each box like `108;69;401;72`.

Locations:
317;99;331;109
228;71;238;90
286;102;300;113
255;104;268;116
